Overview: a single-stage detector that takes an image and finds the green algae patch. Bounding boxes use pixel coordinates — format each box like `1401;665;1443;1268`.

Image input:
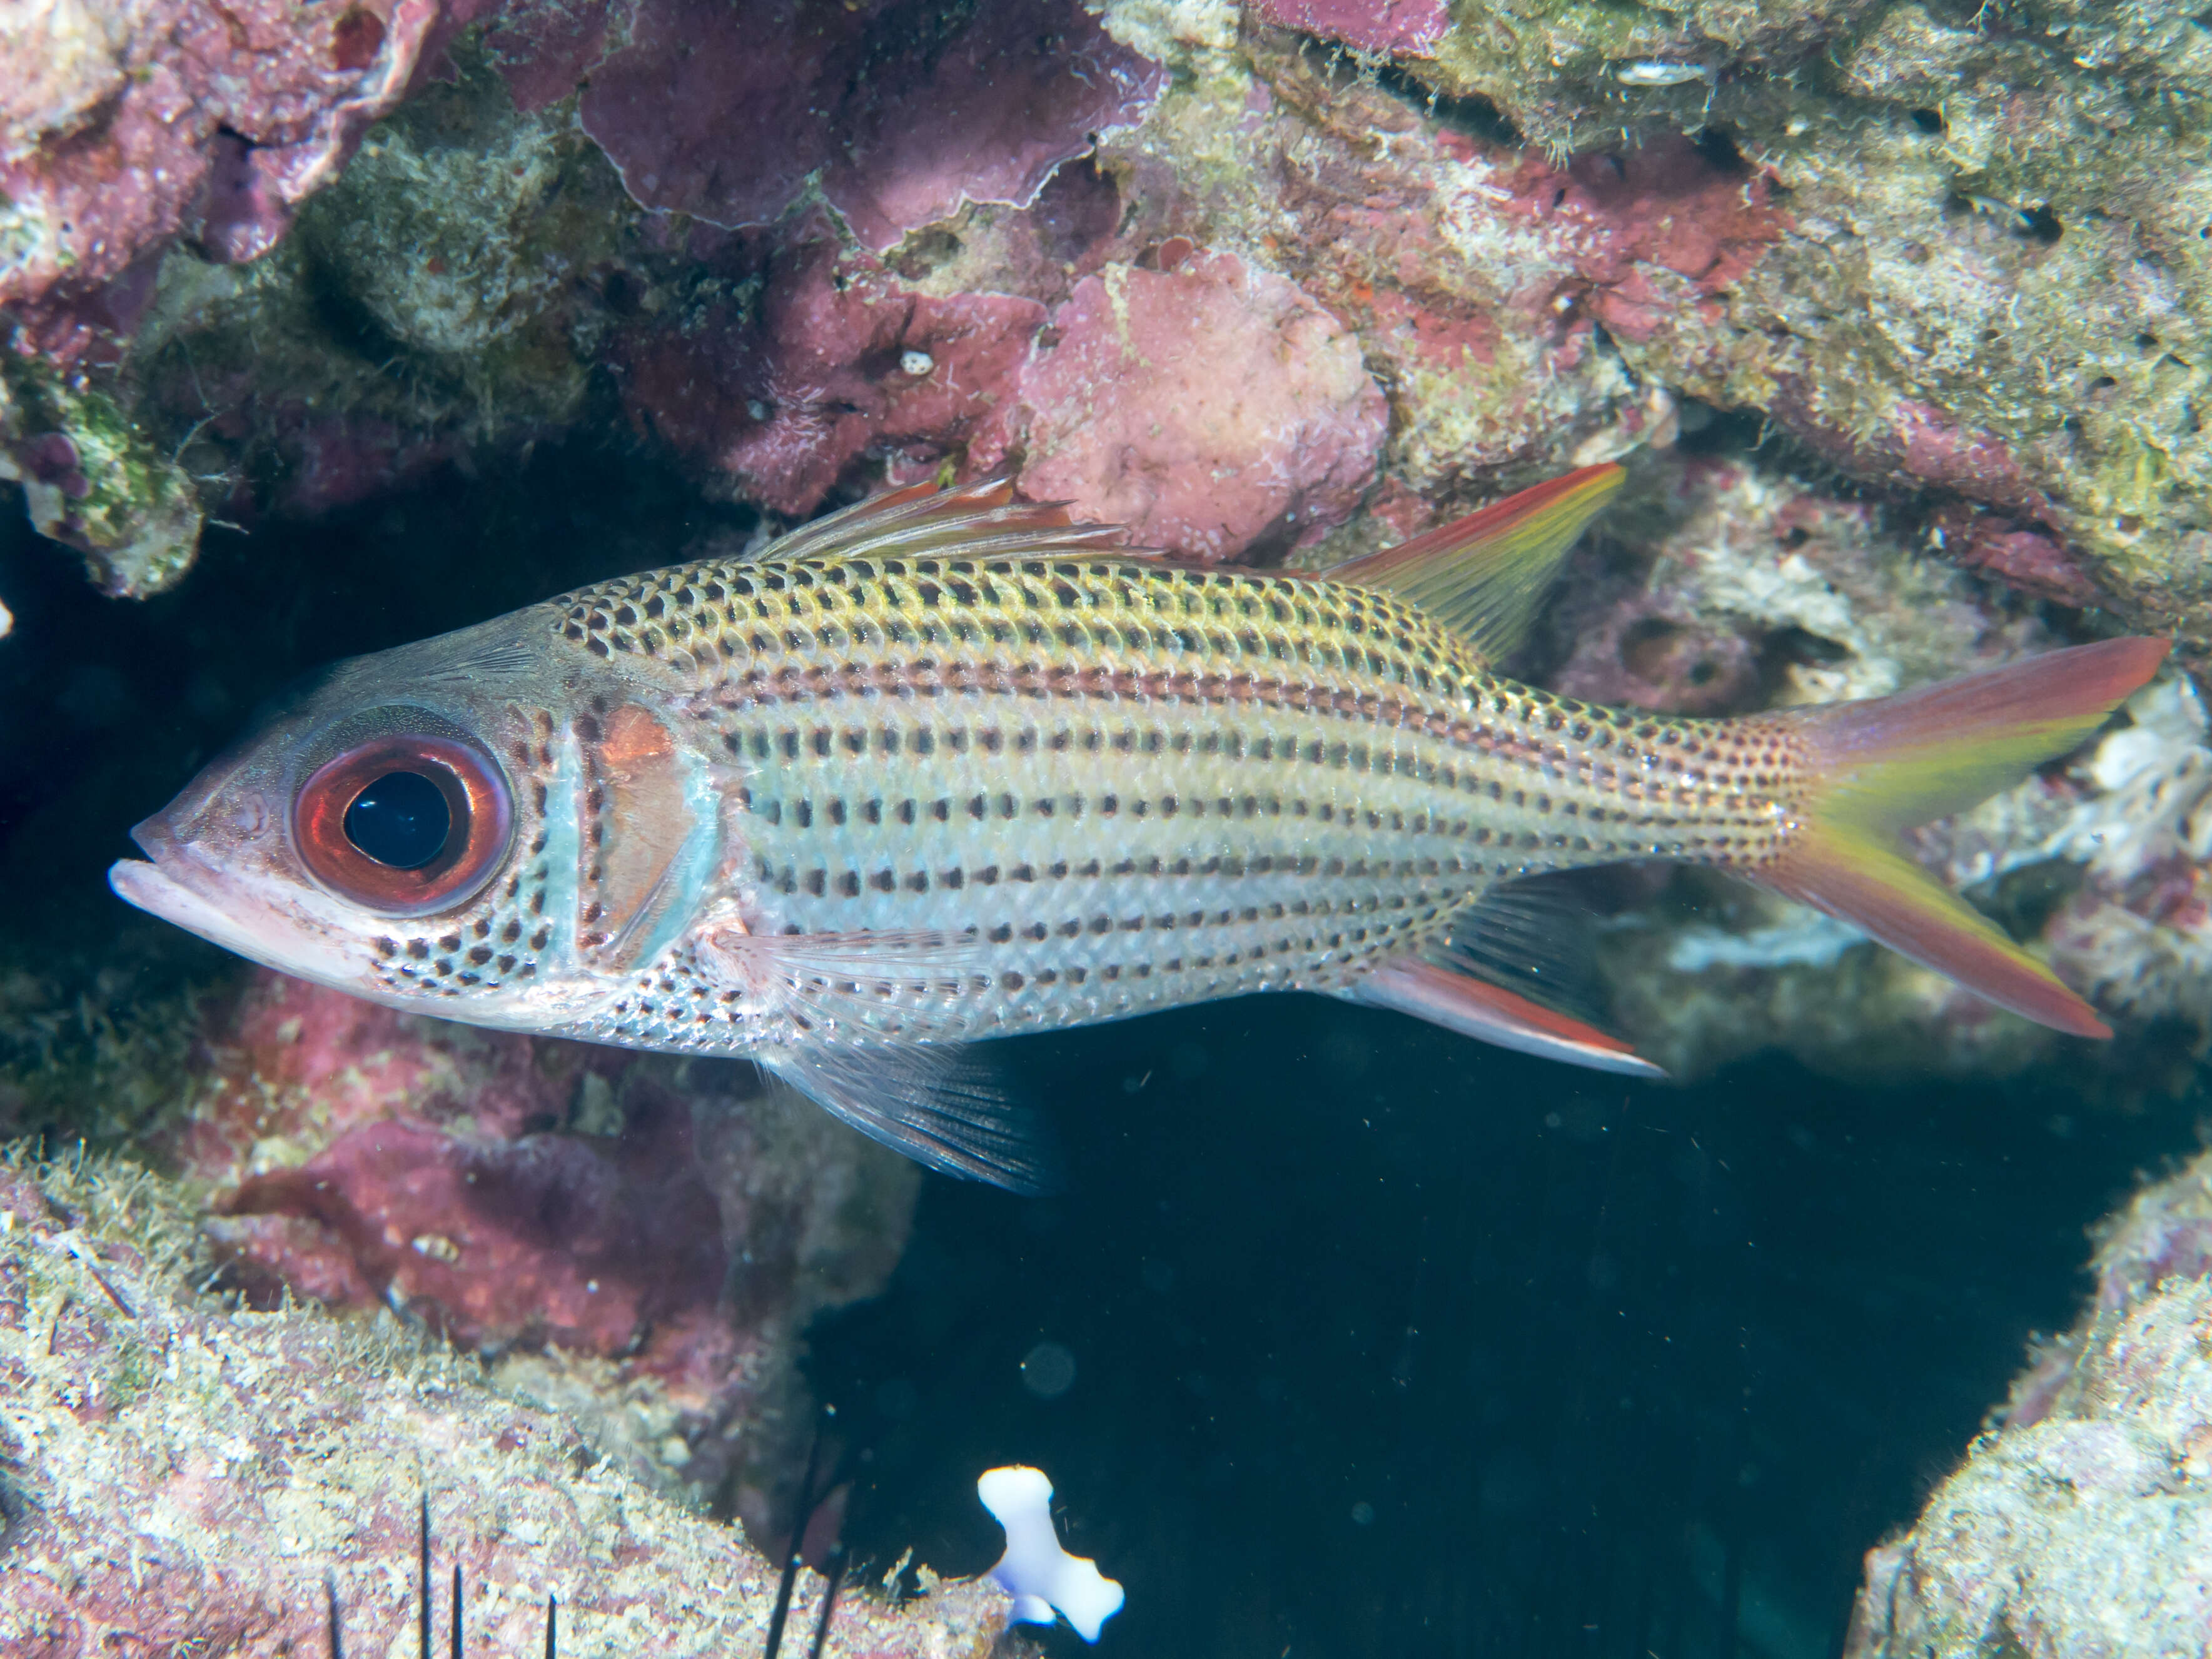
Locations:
0;353;203;598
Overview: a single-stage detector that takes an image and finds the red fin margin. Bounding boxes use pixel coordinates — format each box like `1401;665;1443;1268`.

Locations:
1752;636;2173;1039
1352;956;1665;1079
1323;463;1625;663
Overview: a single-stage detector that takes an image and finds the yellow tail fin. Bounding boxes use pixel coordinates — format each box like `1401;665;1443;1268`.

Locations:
1755;637;2171;1037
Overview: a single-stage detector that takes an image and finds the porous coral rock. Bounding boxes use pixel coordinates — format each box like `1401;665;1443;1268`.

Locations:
154;969;920;1508
577;0;1163;251
1844;1145;2212;1658
298;63;619;360
1291;0;2212;658
615;229;1049;517
0;1149;1019;1658
115;53;636;520
0;351;202;597
1010;252;1388;559
0;0;461;332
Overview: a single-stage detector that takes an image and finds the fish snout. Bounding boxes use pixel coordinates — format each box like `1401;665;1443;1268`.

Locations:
132;775;277;862
128;808;180;864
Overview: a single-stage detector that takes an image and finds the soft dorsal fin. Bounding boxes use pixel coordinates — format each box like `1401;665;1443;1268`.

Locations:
1324;463;1625;663
765;476;1131;564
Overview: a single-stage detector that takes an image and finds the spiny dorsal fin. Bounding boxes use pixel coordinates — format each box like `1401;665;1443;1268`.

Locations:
765;477;1131;565
1325;463;1625;663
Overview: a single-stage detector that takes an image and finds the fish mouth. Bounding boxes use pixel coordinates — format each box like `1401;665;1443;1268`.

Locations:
109;813;373;986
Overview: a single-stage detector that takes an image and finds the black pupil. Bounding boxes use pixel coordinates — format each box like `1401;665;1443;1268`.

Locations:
343;770;452;869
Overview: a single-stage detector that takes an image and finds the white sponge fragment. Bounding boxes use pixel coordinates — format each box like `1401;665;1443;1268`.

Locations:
977;1465;1125;1642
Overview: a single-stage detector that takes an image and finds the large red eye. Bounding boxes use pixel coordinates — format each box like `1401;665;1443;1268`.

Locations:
293;735;513;917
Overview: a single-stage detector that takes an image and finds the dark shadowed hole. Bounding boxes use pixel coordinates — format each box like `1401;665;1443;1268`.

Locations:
331;5;386;71
1909;108;1944;134
1375;65;1525;149
1620;616;1689;683
1673;400;1767;456
1694;126;1748;174
1979;858;2088;945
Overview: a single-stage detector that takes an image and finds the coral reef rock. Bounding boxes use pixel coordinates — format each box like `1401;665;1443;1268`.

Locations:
163;969;921;1510
577;0;1163;250
1846;1145;2212;1658
0;1150;1016;1657
11;0;2208;633
1009;252;1388;560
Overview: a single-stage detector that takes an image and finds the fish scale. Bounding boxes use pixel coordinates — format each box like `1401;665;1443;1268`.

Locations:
111;468;2169;1188
547;547;1808;1049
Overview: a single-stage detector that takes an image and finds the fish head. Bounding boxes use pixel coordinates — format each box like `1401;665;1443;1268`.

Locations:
109;614;618;1026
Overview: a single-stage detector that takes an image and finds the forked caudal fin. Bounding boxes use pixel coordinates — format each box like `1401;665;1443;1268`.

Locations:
1754;636;2171;1037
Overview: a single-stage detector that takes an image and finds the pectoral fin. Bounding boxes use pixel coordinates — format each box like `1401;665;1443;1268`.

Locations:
766;1042;1060;1193
694;924;992;1042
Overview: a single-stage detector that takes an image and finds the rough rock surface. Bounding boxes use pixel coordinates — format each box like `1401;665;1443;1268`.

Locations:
1010;252;1388;559
152;968;920;1511
577;0;1163;251
1284;0;2212;655
0;1149;1016;1658
1845;1146;2212;1658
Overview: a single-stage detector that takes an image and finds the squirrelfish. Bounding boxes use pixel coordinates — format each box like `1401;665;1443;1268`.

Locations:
111;468;2168;1188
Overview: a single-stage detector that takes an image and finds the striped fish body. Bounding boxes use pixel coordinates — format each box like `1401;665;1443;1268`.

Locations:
109;470;2169;1186
564;548;1795;1054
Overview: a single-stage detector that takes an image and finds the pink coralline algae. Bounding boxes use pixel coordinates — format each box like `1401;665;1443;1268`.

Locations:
618;231;1049;517
173;974;722;1357
213;1111;727;1356
1248;0;1448;57
1009;253;1390;560
1929;504;2108;611
577;0;1163;251
0;0;455;348
614;229;1386;556
1497;140;1792;346
153;970;917;1495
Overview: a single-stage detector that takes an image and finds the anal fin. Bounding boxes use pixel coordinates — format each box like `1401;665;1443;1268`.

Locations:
766;1043;1059;1193
1351;955;1665;1078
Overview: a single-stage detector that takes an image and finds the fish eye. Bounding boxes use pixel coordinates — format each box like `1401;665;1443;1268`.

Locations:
292;734;512;917
343;770;450;869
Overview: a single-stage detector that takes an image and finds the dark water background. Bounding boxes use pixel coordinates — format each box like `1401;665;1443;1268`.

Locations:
0;448;2197;1658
